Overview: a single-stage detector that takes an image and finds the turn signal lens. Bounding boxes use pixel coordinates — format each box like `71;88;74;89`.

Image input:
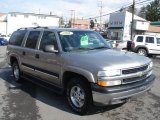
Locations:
97;81;108;87
97;80;121;87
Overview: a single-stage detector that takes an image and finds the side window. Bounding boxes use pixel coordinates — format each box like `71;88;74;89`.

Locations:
146;37;154;43
157;38;160;44
25;31;40;49
39;31;58;50
136;36;143;42
9;30;27;46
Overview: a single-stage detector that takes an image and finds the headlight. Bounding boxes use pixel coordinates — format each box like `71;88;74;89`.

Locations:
98;69;121;77
149;61;153;68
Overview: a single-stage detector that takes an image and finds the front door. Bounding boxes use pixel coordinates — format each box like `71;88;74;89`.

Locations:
34;31;62;86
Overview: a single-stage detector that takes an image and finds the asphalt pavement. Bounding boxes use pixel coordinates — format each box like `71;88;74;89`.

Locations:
0;46;160;120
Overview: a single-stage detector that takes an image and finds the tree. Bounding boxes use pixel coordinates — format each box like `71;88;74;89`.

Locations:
138;6;146;19
145;0;160;21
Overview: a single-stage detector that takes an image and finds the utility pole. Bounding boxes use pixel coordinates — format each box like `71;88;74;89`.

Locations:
130;0;135;40
70;10;75;28
73;10;75;28
98;0;103;31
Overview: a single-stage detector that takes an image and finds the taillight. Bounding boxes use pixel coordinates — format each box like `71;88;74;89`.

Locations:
131;41;135;48
116;43;119;47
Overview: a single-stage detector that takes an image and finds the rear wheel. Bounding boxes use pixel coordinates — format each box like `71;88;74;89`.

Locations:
137;48;148;56
12;61;21;82
67;77;93;115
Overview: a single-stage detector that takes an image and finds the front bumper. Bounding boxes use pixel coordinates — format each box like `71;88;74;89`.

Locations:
91;74;155;106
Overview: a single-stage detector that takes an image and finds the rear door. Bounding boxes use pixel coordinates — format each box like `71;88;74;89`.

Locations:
145;36;157;54
154;37;160;54
21;30;42;76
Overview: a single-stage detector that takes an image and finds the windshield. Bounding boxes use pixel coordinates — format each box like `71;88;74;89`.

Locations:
58;31;110;52
157;38;160;44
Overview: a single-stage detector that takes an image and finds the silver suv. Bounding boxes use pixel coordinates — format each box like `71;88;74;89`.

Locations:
7;27;155;115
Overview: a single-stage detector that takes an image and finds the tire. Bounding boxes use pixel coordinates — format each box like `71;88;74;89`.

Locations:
12;61;22;82
127;41;131;51
137;48;148;56
67;77;93;115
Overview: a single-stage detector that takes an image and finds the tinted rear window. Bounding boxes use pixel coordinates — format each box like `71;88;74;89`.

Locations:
146;37;154;43
157;38;160;44
136;36;143;42
25;31;40;49
9;30;27;46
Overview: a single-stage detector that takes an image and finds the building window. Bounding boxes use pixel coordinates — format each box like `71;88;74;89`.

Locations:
24;15;29;18
11;13;17;17
38;16;46;19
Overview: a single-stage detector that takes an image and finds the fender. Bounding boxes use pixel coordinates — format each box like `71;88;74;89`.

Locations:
62;65;96;83
135;45;149;53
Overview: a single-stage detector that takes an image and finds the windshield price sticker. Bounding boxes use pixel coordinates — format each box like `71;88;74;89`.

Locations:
80;35;89;47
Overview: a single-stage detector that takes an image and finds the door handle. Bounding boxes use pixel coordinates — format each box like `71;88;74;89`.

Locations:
35;54;39;59
22;51;25;55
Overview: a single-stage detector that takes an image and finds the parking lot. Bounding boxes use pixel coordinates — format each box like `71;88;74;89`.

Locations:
0;46;160;120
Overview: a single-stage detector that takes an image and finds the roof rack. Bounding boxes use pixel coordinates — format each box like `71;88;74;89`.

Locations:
17;26;48;30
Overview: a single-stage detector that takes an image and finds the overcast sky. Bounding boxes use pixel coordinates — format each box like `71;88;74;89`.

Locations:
0;0;150;20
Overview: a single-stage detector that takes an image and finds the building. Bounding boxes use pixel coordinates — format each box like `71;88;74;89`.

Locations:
150;21;160;27
70;19;90;29
108;11;150;40
0;13;7;36
0;12;60;36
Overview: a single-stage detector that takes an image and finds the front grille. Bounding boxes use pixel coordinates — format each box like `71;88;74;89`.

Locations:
123;74;148;84
122;65;148;75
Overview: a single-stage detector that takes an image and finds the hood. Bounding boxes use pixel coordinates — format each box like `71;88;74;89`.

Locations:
63;49;151;71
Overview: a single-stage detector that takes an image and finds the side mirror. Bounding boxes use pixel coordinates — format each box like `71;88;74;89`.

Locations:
44;45;58;53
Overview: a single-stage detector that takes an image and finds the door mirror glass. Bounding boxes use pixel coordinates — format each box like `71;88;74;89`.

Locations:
44;45;58;53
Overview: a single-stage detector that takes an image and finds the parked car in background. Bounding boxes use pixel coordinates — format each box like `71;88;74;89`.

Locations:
106;39;117;48
115;40;130;50
131;35;160;56
0;35;10;41
106;40;129;50
0;38;8;45
100;31;108;39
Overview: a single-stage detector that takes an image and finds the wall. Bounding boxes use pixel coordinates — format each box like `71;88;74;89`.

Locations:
6;13;60;35
0;22;6;35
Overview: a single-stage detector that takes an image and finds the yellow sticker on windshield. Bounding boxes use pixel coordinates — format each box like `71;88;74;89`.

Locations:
80;35;89;47
60;31;73;35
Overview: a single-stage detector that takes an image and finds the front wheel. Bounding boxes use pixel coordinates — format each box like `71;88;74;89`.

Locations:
67;78;93;115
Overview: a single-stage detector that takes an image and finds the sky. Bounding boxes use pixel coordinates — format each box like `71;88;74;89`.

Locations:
0;0;150;21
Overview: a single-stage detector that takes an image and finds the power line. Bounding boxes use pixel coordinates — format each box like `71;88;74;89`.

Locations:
85;0;153;20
